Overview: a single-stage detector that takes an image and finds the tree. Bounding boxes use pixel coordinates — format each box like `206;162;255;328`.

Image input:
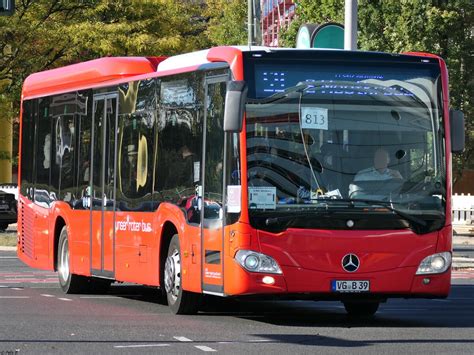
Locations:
205;0;247;46
0;0;212;183
281;0;474;186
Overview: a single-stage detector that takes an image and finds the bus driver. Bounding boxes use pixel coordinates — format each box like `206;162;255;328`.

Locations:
349;148;403;198
355;148;402;181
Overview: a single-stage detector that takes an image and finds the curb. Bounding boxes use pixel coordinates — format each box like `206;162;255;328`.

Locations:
0;246;16;251
452;256;474;270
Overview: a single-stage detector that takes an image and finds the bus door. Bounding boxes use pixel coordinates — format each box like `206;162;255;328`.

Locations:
89;93;118;278
201;75;228;295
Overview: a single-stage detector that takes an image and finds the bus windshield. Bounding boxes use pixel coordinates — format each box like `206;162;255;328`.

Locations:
245;59;446;231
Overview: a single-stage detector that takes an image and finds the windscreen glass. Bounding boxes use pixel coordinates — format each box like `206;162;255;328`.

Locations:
245;58;445;233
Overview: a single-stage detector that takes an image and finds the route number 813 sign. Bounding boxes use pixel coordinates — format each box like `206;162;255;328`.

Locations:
301;107;329;130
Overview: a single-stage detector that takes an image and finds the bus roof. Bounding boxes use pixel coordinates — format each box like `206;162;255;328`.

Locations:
22;56;164;100
21;46;442;100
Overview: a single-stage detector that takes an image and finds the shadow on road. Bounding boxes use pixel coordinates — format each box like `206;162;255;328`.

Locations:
107;284;474;329
246;334;474;347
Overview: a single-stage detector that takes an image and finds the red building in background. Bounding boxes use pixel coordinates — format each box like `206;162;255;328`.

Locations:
261;0;296;47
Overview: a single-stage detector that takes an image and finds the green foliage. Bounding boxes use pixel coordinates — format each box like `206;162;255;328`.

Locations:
205;0;247;46
0;0;472;184
0;0;211;102
281;0;474;185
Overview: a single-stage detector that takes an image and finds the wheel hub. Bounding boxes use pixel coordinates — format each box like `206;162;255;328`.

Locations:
164;250;181;300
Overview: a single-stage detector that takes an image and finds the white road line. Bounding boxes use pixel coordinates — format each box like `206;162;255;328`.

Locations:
0;296;29;299
41;294;55;297
0;256;18;259
381;308;428;312
31;286;58;289
114;344;170;349
11;287;23;291
58;297;72;301
195;345;217;352
174;336;193;342
249;340;272;342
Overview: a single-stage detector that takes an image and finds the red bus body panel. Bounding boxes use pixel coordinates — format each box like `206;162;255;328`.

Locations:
21;57;161;100
222;224;451;297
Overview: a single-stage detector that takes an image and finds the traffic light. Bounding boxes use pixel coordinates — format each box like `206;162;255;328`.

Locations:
0;0;14;16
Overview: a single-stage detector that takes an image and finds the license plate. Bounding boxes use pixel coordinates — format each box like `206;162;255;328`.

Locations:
331;280;370;292
0;204;8;210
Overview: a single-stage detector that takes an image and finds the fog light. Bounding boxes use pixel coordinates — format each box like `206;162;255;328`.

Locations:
262;276;275;285
423;278;430;285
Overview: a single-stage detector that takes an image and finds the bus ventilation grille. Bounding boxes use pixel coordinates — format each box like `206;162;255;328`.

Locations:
20;202;34;259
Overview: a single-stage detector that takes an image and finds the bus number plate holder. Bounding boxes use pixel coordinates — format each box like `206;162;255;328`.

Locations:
331;280;370;292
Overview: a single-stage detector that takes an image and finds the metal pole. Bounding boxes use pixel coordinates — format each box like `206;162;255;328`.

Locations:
248;0;254;47
344;0;357;50
253;0;262;46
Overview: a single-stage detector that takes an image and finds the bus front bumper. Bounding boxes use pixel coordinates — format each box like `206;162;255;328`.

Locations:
224;262;451;299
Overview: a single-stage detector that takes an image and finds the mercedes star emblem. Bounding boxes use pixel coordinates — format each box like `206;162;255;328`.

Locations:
342;254;360;272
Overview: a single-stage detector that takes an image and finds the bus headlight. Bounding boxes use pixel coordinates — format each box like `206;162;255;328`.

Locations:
235;250;282;274
416;252;451;275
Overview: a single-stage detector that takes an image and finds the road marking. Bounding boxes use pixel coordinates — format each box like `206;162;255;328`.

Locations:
0;296;29;299
195;345;217;352
114;344;170;349
381;308;428;312
174;336;193;342
249;339;272;342
58;297;72;301
41;294;55;297
11;287;23;291
0;256;18;259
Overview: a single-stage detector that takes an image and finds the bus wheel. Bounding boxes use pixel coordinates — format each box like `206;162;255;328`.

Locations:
164;234;200;314
57;226;86;294
343;301;379;317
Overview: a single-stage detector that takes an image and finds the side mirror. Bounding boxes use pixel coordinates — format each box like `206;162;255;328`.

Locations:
224;81;247;133
450;109;465;153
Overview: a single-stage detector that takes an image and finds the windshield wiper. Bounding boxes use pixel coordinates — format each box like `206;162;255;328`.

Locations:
321;198;428;229
263;199;428;229
263;209;326;226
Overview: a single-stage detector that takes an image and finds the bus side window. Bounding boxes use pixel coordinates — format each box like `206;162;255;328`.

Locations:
156;73;203;222
117;79;156;211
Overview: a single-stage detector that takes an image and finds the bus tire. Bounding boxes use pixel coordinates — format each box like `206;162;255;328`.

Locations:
57;226;87;294
343;301;379;317
164;234;200;314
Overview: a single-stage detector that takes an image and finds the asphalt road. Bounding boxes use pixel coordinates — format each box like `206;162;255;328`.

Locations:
1;250;473;354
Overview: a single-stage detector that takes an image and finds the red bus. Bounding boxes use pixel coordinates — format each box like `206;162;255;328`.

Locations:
17;47;465;315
